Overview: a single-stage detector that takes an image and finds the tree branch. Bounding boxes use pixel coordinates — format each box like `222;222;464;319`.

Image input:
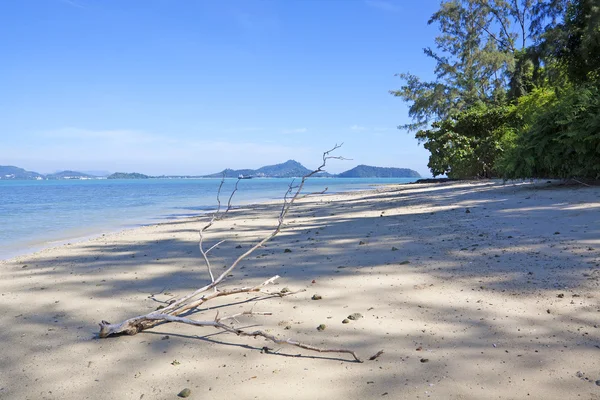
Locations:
97;145;361;362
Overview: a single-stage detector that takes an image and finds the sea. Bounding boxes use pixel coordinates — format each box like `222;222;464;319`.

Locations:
0;177;417;260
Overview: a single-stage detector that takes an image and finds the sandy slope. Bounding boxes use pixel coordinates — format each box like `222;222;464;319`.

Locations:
1;180;599;400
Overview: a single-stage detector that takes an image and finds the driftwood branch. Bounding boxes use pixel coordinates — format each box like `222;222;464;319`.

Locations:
97;145;362;362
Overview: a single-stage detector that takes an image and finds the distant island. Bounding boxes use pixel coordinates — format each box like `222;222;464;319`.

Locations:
201;160;420;179
337;165;421;178
0;166;106;180
203;160;332;179
0;161;420;180
107;172;150;179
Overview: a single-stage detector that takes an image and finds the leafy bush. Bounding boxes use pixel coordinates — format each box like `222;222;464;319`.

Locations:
500;83;600;179
416;105;517;178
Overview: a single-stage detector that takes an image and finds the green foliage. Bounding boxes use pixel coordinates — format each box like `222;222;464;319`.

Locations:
500;83;600;179
416;104;517;178
394;0;600;179
390;0;533;130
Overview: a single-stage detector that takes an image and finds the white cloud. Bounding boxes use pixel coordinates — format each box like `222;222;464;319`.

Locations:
281;128;308;134
2;128;315;175
350;125;367;131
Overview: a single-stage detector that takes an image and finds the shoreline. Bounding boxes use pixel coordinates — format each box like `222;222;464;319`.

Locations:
0;179;413;263
1;180;599;399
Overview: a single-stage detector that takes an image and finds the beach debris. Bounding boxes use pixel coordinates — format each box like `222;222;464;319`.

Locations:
420;358;429;363
177;388;191;398
465;208;470;213
284;248;292;253
21;265;27;268
96;145;363;364
391;247;399;251
596;380;600;386
398;260;410;265
317;324;326;331
557;293;565;298
347;313;363;320
359;240;366;245
171;359;180;366
342;319;350;324
369;350;384;360
235;245;242;248
312;294;323;300
554;231;560;235
280;287;290;294
161;335;170;340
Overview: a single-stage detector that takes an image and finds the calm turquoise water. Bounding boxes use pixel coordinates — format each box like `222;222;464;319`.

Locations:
0;177;416;259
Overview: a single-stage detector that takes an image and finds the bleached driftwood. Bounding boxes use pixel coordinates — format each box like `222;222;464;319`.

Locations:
98;145;362;362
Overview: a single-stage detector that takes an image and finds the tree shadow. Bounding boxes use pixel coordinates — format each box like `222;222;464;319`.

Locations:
1;180;599;399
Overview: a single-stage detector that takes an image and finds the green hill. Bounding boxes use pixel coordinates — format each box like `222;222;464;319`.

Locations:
107;172;150;179
204;160;323;178
0;165;44;180
336;165;420;178
46;170;95;180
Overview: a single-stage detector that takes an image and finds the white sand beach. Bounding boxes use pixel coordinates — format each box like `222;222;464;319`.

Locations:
1;180;599;399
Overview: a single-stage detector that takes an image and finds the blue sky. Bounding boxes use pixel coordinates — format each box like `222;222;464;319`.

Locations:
0;0;440;176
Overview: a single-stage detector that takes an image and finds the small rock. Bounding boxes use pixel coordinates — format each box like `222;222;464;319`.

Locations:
21;265;28;268
420;358;429;363
554;231;560;235
342;319;350;324
178;388;191;398
284;325;291;330
398;260;410;265
284;248;292;253
317;324;326;331
312;294;322;300
235;245;242;249
595;380;600;386
576;371;584;378
391;247;398;251
347;313;363;320
280;287;290;294
359;241;366;245
557;293;564;298
465;209;470;214
161;335;170;340
171;360;180;366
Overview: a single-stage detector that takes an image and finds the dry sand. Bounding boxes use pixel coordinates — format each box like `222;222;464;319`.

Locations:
1;180;599;400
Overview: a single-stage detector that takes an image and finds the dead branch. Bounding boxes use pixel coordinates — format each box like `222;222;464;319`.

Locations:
97;145;362;362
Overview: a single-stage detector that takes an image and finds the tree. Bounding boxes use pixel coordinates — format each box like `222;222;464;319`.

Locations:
391;0;539;131
416;104;517;178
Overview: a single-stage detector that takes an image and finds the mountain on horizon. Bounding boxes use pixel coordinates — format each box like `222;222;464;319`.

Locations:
0;165;44;180
203;160;327;178
1;161;421;180
337;165;421;178
46;170;96;180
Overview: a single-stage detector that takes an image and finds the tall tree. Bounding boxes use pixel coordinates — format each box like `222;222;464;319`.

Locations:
391;0;539;131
